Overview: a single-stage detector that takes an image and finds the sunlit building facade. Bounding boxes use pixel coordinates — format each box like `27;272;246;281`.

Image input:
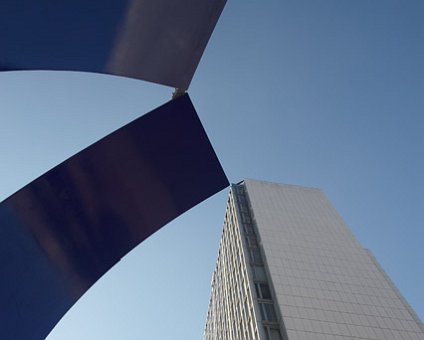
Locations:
204;179;424;340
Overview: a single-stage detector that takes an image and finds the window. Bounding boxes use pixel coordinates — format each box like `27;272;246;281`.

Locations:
252;265;267;281
246;236;258;247
255;283;272;300
243;224;255;235
249;248;263;265
239;203;248;212
238;194;246;204
259;302;277;322
264;326;283;340
241;212;251;223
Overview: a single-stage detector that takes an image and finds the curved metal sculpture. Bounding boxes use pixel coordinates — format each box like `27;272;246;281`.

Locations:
0;0;227;90
0;94;228;339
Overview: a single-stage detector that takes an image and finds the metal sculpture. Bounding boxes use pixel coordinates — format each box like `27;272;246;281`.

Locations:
0;94;228;339
0;0;227;90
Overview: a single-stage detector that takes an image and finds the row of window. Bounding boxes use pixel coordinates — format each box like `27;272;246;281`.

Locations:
234;184;284;340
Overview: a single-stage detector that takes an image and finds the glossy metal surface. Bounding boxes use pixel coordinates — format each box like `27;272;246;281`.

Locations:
0;0;227;89
0;94;229;340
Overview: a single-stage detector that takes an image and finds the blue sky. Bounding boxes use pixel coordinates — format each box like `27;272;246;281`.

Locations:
0;0;423;339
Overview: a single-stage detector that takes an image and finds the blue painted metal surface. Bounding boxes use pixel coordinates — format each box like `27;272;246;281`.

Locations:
0;0;227;89
0;94;229;339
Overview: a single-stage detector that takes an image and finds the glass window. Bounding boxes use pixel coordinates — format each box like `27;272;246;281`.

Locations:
249;248;263;265
270;328;282;340
239;203;248;212
246;236;258;247
262;284;272;299
238;194;246;204
255;283;272;300
259;302;277;322
264;327;283;340
242;212;251;223
252;265;267;281
244;224;255;235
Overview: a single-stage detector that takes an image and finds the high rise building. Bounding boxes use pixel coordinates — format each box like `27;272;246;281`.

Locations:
204;179;424;340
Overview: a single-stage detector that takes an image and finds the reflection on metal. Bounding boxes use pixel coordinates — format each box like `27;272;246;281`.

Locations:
0;0;227;89
0;94;229;340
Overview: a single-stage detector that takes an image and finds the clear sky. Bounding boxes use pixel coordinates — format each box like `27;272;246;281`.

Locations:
0;0;423;339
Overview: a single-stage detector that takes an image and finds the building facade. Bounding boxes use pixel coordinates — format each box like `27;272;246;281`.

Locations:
204;179;424;340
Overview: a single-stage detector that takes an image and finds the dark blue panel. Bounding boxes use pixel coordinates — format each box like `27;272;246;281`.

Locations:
0;0;227;89
0;94;229;340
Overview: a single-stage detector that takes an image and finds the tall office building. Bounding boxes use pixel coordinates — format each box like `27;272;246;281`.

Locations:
204;179;424;340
